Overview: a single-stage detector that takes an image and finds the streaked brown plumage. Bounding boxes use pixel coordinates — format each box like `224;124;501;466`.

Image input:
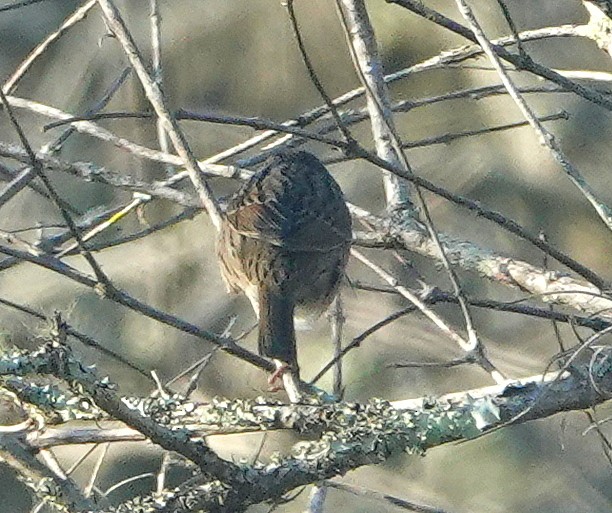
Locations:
217;151;352;380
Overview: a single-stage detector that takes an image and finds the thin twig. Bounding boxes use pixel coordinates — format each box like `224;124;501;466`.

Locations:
149;0;173;177
387;1;612;110
325;480;451;513
84;443;109;498
2;0;98;94
96;0;223;229
0;86;110;286
0;243;274;373
312;306;415;384
285;0;355;145
0;67;130;213
336;0;413;211
337;0;500;382
0;297;152;378
454;0;612;231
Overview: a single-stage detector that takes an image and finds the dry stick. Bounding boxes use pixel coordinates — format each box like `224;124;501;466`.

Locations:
45;109;346;148
0;228;42;256
149;0;173;178
337;0;503;383
156;452;171;496
65;446;99;480
330;296;345;398
584;410;612;467
323;105;570;162
0;244;274;374
10;95;195;169
0;203;198;273
285;0;355;146
311;306;415;385
549;69;612;81
353;283;611;330
96;0;222;230
56;195;145;257
0;296;152;378
454;0;612;231
2;0;98;94
387;0;612;110
0;162;65;209
1;141;609;325
583;1;612;57
494;0;528;59
399;112;567;150
351;248;504;382
324;481;451;513
84;443;109;498
0;166;45;211
103;472;156;498
0;67;130;211
37;449;70;484
336;0;412;212
449;64;612;81
0;142;199;206
0;88;111;289
211;24;587;165
63;207;200;255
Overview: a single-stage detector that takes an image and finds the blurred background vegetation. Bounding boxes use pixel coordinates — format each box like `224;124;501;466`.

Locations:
0;0;611;511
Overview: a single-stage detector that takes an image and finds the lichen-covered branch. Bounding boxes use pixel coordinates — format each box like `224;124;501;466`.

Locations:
0;341;244;486
1;341;610;512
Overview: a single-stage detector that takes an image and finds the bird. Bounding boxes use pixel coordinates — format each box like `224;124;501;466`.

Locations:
217;151;352;400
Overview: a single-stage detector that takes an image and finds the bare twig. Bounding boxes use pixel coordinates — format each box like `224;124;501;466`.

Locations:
325;481;451;513
2;0;98;94
0;86;110;286
96;0;223;229
84;443;109;498
337;0;413;212
337;1;507;384
387;1;612;110
454;0;612;231
351;248;505;383
149;0;173;177
0;243;274;373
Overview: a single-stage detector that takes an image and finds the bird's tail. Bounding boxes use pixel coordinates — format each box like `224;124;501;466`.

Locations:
258;285;298;374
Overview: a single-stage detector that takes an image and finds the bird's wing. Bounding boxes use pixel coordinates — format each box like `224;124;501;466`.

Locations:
225;153;352;252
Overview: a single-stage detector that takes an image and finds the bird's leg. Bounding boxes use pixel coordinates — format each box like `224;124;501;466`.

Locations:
269;359;303;402
268;360;288;389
